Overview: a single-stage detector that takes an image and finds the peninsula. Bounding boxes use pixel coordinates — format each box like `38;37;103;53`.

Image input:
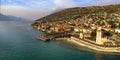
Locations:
32;5;120;53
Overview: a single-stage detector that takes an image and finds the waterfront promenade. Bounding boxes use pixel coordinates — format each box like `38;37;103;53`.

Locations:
56;37;120;53
37;33;120;53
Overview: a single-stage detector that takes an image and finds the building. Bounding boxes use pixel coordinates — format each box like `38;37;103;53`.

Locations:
96;27;102;44
79;33;84;39
115;29;120;33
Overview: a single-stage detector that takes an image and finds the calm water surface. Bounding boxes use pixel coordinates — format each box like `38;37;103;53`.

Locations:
0;21;120;60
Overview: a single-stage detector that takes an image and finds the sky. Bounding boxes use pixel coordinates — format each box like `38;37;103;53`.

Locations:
0;0;120;20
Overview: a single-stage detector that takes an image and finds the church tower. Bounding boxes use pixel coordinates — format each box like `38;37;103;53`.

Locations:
96;27;102;44
79;33;84;39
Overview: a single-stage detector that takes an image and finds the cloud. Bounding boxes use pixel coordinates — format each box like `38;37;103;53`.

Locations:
0;5;53;20
0;0;120;20
53;0;78;9
89;0;120;6
0;0;54;20
53;0;120;9
1;0;53;9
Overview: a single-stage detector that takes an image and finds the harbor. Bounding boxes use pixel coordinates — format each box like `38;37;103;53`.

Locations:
37;34;120;53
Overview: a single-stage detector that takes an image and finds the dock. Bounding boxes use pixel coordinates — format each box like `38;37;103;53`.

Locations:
37;36;54;41
37;33;72;41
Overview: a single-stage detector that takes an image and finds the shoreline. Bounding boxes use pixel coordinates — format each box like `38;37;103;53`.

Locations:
55;37;120;53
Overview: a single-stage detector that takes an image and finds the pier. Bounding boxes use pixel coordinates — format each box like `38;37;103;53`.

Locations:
37;36;54;41
37;33;72;41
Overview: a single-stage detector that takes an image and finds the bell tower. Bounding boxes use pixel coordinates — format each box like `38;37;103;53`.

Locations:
96;27;102;44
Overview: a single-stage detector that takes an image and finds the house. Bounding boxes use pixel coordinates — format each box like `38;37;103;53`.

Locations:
50;26;59;32
74;28;79;32
115;29;120;33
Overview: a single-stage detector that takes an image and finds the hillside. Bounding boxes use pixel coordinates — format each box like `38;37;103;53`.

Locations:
36;5;120;23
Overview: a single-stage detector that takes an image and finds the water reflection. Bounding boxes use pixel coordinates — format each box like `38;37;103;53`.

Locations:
95;52;120;60
0;21;120;60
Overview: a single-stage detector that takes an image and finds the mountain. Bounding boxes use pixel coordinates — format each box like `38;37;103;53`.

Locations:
35;4;120;23
0;14;30;21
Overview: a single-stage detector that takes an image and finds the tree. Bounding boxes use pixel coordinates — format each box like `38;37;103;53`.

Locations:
104;42;113;47
91;29;96;36
115;41;120;47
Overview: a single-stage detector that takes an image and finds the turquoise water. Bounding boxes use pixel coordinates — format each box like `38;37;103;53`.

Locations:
0;21;120;60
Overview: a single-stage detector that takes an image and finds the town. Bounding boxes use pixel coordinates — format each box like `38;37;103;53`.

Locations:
32;12;120;47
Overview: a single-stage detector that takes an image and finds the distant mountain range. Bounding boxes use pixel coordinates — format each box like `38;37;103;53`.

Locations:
0;14;30;21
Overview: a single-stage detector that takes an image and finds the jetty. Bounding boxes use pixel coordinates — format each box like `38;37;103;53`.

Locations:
37;36;54;41
37;33;72;41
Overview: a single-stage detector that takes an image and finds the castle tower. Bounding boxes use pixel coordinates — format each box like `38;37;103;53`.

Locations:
96;27;102;44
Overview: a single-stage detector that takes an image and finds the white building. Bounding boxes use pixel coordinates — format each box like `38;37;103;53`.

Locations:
115;29;120;33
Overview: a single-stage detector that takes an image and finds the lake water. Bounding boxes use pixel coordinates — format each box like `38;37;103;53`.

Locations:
0;21;120;60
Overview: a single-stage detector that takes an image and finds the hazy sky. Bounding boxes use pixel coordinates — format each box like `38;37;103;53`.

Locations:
0;0;120;20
